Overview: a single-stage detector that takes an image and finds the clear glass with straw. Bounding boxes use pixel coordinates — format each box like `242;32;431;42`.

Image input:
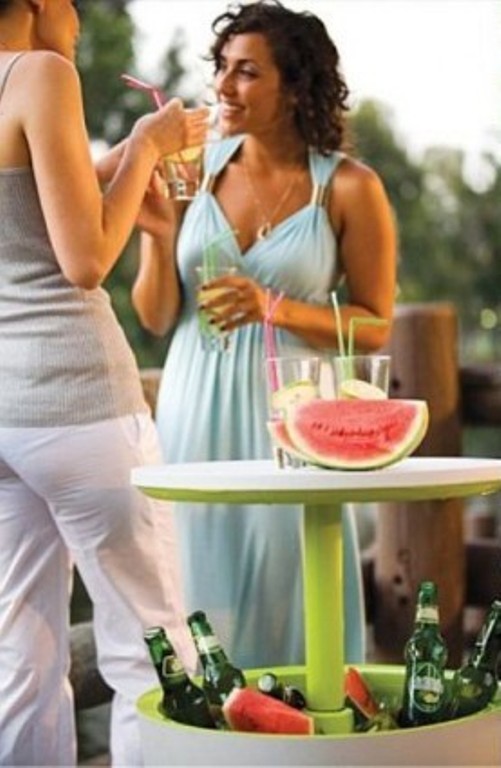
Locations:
120;73;220;200
265;355;322;469
196;229;238;353
263;290;321;468
330;303;391;398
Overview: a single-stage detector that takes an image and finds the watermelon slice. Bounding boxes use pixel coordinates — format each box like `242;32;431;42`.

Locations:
222;687;314;735
285;398;429;470
344;667;380;720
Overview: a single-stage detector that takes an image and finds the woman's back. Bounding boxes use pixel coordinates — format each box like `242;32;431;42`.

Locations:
0;52;146;426
0;52;36;169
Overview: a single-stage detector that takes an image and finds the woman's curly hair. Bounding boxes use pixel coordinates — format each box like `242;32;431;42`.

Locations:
208;0;351;155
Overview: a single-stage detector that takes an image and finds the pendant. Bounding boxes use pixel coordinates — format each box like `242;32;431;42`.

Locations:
257;222;272;240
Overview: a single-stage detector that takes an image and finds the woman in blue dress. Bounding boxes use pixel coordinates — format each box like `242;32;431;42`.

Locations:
133;0;396;670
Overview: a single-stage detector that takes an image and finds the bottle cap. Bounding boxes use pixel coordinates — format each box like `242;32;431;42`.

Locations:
187;610;207;623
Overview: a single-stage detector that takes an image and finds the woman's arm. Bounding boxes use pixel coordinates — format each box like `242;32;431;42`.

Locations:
20;52;207;289
132;230;183;336
131;172;186;336
325;158;397;350
94;140;127;185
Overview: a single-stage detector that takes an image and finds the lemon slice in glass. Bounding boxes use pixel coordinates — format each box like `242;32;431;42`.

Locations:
338;378;387;400
271;380;318;413
179;145;202;162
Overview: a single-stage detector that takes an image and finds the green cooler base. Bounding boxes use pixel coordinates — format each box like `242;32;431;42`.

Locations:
137;664;501;766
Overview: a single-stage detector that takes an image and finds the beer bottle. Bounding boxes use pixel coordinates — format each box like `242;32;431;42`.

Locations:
400;581;448;727
448;599;501;719
143;626;215;729
187;610;246;707
257;671;307;710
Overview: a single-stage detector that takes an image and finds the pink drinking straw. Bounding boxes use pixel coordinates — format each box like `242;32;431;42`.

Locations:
120;73;188;167
120;73;166;109
264;288;285;392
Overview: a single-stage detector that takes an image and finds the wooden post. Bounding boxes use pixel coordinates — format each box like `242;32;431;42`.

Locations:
373;303;465;665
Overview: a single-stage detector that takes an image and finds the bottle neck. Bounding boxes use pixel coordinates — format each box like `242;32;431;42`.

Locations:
470;614;501;668
193;631;228;665
415;603;439;625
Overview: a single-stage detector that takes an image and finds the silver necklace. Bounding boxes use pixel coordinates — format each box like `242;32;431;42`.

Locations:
242;156;299;241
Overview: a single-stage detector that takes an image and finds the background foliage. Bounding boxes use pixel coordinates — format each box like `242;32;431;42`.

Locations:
77;2;500;368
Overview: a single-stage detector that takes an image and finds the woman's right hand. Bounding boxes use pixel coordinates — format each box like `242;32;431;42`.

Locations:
131;98;209;161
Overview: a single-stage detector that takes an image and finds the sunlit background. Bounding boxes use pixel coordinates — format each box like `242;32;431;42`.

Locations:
129;0;501;185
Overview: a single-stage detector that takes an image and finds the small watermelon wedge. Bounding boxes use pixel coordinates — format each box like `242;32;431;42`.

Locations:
285;398;429;470
267;419;312;464
222;687;314;735
344;667;379;719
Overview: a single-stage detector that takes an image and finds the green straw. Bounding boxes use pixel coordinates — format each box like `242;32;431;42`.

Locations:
348;317;389;357
330;291;346;357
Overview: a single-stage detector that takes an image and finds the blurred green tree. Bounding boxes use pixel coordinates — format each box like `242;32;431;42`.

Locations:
350;102;501;360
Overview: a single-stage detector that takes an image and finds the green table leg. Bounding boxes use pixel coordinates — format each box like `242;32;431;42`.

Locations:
303;503;353;735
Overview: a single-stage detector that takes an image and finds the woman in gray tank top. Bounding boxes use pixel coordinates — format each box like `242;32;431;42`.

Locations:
0;2;208;766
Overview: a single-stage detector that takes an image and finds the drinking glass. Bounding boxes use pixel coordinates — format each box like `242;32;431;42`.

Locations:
164;106;221;201
332;355;391;399
164;146;203;200
265;356;321;469
195;265;238;353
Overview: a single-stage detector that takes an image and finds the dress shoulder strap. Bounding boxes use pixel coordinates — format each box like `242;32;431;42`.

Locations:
200;134;245;193
308;149;346;207
0;52;27;105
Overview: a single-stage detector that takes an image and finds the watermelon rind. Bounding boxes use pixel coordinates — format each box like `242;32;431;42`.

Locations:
222;687;314;735
285;399;429;471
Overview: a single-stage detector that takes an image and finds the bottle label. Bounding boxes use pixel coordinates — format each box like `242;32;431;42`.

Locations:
161;656;185;681
197;634;222;654
416;606;439;623
410;661;444;712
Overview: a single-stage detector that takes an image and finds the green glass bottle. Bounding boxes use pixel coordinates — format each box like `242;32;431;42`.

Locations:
400;581;448;727
187;610;247;707
448;599;501;719
144;626;215;729
257;671;307;710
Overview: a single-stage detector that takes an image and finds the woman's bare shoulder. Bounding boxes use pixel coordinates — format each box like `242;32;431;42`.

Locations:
329;154;392;228
17;50;79;93
335;155;385;192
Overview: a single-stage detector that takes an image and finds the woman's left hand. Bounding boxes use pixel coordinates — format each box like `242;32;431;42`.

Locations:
136;169;184;237
198;274;268;330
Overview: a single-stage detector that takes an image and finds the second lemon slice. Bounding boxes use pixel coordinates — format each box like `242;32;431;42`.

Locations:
338;378;387;400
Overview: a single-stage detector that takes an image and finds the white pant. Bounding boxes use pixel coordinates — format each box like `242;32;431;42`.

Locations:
0;414;196;767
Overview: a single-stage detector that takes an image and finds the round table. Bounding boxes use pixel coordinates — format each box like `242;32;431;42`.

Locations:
131;456;501;764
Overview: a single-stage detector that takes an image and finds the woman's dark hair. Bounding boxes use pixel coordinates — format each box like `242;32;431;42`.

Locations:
208;0;350;154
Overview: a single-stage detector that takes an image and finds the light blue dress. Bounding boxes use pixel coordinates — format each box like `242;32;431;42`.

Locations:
156;135;365;670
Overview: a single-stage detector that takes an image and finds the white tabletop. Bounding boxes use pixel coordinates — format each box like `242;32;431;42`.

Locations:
131;457;501;505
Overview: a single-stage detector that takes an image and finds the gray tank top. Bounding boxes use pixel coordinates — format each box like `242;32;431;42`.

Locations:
0;53;147;426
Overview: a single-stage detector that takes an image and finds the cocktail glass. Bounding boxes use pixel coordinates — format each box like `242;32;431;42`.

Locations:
164;105;221;199
265;356;321;469
195;265;238;353
332;355;391;399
